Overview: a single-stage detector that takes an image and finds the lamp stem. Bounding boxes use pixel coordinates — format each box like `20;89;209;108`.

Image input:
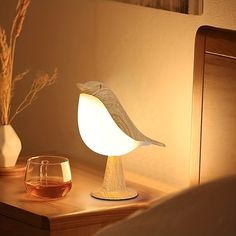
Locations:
102;156;126;192
91;156;138;200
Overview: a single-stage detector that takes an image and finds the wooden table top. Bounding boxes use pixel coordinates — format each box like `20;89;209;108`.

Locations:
0;159;165;231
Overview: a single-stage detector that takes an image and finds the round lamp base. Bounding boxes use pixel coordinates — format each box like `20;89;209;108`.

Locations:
91;188;138;201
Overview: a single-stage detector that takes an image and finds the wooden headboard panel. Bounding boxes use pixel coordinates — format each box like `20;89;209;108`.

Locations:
190;26;236;185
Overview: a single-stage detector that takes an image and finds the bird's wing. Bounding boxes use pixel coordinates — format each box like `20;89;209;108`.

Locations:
93;87;165;147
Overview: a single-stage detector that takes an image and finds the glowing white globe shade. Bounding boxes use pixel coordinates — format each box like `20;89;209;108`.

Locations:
78;93;140;157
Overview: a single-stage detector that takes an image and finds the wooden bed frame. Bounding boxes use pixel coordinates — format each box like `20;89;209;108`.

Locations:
190;26;236;185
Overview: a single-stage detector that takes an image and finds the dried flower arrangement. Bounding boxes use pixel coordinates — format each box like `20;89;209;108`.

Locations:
0;0;57;126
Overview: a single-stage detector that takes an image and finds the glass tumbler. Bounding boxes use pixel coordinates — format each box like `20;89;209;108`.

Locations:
24;156;72;200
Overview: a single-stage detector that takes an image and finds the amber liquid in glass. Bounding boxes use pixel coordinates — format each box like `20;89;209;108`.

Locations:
25;178;72;199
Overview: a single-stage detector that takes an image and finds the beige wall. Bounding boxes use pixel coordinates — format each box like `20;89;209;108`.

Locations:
94;0;236;190
1;0;236;190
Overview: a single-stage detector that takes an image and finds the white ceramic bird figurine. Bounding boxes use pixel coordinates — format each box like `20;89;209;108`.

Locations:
77;81;165;200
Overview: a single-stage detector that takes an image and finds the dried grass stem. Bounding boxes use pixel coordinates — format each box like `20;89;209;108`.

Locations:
0;0;57;125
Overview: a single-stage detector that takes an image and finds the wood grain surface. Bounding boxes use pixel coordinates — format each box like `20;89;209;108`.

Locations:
0;158;165;235
91;157;138;200
190;26;236;184
190;26;208;185
200;54;236;183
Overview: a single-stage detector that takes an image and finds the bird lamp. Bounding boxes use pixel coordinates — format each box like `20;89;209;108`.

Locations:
77;81;165;200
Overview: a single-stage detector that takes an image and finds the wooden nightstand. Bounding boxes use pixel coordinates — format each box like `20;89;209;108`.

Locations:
0;159;165;236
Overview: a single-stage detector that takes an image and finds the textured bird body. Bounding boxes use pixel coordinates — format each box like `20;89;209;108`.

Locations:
77;81;165;148
77;81;165;200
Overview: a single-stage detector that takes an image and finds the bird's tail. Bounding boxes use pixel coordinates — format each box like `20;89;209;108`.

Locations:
141;138;166;147
151;139;166;147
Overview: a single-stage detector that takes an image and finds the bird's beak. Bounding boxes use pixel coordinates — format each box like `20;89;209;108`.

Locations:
76;83;87;92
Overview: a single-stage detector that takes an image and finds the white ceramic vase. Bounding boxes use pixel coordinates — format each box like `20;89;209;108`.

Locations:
0;125;22;167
